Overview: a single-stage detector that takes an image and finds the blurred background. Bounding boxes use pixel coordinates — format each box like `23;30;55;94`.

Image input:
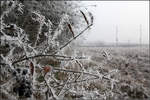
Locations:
82;1;149;45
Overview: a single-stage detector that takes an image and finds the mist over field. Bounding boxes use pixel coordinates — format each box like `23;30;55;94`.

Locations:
0;1;149;100
83;1;149;45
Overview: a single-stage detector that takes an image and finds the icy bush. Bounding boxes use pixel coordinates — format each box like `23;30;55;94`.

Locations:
0;1;134;100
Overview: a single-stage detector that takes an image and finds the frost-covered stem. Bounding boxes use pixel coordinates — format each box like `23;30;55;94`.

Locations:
57;75;70;97
60;24;93;50
54;68;118;87
44;77;58;100
75;60;84;93
12;54;86;65
52;24;93;54
74;60;84;82
53;68;98;78
54;77;99;88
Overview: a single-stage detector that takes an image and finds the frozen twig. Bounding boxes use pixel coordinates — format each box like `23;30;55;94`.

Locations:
12;54;87;65
44;77;58;100
74;60;85;82
60;24;93;50
53;68;119;88
57;75;71;97
52;24;93;55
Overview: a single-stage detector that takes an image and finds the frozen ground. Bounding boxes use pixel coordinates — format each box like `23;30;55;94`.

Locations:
74;46;150;100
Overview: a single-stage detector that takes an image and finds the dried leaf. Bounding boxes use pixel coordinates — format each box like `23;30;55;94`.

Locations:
43;66;51;75
80;10;89;25
88;12;94;25
30;62;34;76
67;23;74;38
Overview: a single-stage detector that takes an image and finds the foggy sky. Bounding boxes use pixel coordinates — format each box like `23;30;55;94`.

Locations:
83;1;149;44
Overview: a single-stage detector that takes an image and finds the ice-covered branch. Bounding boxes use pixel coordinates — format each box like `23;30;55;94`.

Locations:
12;54;87;65
60;24;93;50
52;24;93;55
53;68;119;87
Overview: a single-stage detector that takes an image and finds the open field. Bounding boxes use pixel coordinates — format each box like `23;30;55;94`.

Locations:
73;46;150;100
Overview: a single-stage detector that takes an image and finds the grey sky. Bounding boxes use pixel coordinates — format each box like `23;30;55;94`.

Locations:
82;1;149;44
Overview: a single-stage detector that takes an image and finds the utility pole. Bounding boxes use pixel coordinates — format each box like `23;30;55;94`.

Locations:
115;25;119;47
139;24;142;47
128;39;130;47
